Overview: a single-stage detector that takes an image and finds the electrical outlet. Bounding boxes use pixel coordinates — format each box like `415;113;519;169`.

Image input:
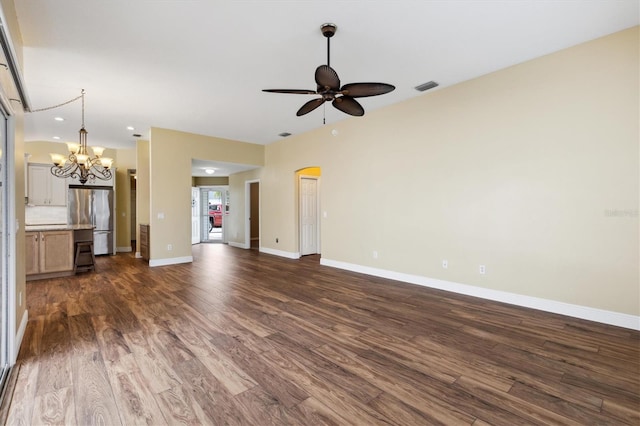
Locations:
479;265;486;275
442;260;448;269
373;250;378;259
276;238;279;243
167;244;173;251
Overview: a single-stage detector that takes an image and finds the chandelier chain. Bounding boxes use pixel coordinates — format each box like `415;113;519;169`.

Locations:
29;89;85;113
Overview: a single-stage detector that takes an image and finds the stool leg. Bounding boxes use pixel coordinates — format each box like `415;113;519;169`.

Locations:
74;243;81;273
89;243;96;271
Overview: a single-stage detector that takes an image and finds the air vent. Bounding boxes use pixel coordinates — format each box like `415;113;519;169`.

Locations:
132;133;142;138
415;81;439;92
278;132;292;137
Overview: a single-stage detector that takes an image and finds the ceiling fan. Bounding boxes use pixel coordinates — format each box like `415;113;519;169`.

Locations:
263;23;395;117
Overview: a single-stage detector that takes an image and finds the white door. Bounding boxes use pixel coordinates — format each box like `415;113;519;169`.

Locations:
191;187;200;244
300;176;319;255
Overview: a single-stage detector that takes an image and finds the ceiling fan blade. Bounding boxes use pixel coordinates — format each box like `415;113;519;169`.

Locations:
262;89;317;94
296;98;325;116
315;65;340;91
332;96;364;116
340;82;395;98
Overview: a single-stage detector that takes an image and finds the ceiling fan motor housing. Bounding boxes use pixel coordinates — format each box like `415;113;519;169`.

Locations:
321;23;337;38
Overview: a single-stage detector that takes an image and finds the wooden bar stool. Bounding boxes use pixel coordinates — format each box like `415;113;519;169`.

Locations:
74;241;96;273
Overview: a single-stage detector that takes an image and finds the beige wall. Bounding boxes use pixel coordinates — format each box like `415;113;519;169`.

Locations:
249;27;638;316
148;128;263;261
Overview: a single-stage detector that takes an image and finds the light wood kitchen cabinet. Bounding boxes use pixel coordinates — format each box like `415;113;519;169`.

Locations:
27;163;67;206
26;230;74;280
24;232;40;275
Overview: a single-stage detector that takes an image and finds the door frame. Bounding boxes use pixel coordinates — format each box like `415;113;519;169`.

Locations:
244;179;260;249
199;186;228;243
0;87;17;369
191;187;200;245
298;175;320;256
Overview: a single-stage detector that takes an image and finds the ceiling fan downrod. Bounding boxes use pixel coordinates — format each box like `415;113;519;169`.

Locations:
321;23;337;67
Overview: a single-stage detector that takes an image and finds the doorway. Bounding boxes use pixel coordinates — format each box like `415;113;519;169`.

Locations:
128;169;136;252
299;175;320;255
200;187;228;243
244;180;260;249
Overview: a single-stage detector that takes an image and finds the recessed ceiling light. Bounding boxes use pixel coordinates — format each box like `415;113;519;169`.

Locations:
54;117;64;122
52;136;60;140
126;126;134;130
205;169;215;175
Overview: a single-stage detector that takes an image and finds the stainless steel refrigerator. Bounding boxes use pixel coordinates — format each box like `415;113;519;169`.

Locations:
68;186;115;255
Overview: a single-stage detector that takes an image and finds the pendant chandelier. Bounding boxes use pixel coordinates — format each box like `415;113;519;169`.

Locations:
50;89;113;185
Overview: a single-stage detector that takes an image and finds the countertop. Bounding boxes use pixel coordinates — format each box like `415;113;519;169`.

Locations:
25;224;95;232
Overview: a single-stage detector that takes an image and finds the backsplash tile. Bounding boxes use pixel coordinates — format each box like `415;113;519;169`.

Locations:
25;206;67;225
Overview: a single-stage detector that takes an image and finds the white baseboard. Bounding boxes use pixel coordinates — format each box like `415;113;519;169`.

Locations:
320;258;640;331
116;246;132;253
14;309;28;362
135;252;142;258
149;256;193;267
229;241;249;249
259;246;300;259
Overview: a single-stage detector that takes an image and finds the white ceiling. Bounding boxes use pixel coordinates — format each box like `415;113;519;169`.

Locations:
11;1;639;176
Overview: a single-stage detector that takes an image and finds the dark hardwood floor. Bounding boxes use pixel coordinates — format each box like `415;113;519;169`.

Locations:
5;244;639;425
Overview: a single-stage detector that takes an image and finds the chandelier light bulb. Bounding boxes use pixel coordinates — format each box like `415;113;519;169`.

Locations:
50;153;66;167
92;146;105;157
76;154;89;165
66;142;80;154
100;157;113;169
